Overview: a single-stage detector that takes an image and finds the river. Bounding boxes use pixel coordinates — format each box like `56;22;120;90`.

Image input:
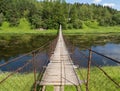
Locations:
0;33;120;71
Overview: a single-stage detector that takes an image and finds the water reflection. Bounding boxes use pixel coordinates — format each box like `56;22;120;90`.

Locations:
72;46;120;67
0;52;49;72
0;34;55;62
1;34;120;69
66;34;120;67
92;43;120;61
0;34;55;72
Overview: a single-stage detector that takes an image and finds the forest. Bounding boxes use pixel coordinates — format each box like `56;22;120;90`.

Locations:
0;0;120;29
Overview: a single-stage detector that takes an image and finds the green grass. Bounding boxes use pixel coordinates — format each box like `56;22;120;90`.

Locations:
0;73;35;91
45;86;54;91
63;26;120;35
0;28;57;35
0;19;58;35
64;85;78;91
76;66;120;91
0;22;57;35
0;67;120;91
0;21;120;35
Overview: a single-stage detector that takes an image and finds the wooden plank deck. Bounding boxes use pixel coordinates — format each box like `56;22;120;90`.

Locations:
40;25;80;90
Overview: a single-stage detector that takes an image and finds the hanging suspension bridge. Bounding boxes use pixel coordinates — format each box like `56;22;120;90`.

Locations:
0;25;120;91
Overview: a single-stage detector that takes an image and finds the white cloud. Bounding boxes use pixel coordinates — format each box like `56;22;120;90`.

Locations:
103;3;115;8
93;0;102;3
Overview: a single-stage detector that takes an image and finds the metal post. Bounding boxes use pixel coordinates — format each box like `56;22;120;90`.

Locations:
32;52;37;91
86;49;92;91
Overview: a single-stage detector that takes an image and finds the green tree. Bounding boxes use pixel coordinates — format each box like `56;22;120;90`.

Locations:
113;12;120;25
18;18;31;30
0;0;120;30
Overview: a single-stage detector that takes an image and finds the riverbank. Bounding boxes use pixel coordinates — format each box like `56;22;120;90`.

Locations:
63;26;120;35
0;29;57;35
0;26;120;35
0;73;35;91
76;66;120;91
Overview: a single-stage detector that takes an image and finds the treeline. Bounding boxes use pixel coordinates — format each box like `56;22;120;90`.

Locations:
0;0;120;29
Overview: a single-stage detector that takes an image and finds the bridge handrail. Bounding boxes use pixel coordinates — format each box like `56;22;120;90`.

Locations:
63;36;120;90
63;35;120;64
77;48;120;89
88;48;120;64
0;36;59;91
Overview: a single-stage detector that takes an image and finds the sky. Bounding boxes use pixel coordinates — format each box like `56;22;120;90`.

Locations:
66;0;120;10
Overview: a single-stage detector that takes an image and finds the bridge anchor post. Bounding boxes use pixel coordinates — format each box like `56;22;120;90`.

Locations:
86;49;92;91
32;52;37;91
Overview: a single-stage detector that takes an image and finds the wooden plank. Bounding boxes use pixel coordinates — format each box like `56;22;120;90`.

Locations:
40;26;80;88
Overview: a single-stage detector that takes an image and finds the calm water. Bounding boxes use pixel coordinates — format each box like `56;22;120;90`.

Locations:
66;34;120;67
0;34;55;62
0;34;120;71
0;34;55;72
72;43;120;67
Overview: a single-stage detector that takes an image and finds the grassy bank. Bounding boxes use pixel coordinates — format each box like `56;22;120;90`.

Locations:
0;66;119;91
0;73;35;91
63;26;120;35
0;20;58;35
0;29;57;35
0;23;120;35
76;66;120;91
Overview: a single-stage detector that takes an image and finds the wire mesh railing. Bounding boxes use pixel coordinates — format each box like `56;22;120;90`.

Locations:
64;35;120;91
71;48;120;91
0;36;58;91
